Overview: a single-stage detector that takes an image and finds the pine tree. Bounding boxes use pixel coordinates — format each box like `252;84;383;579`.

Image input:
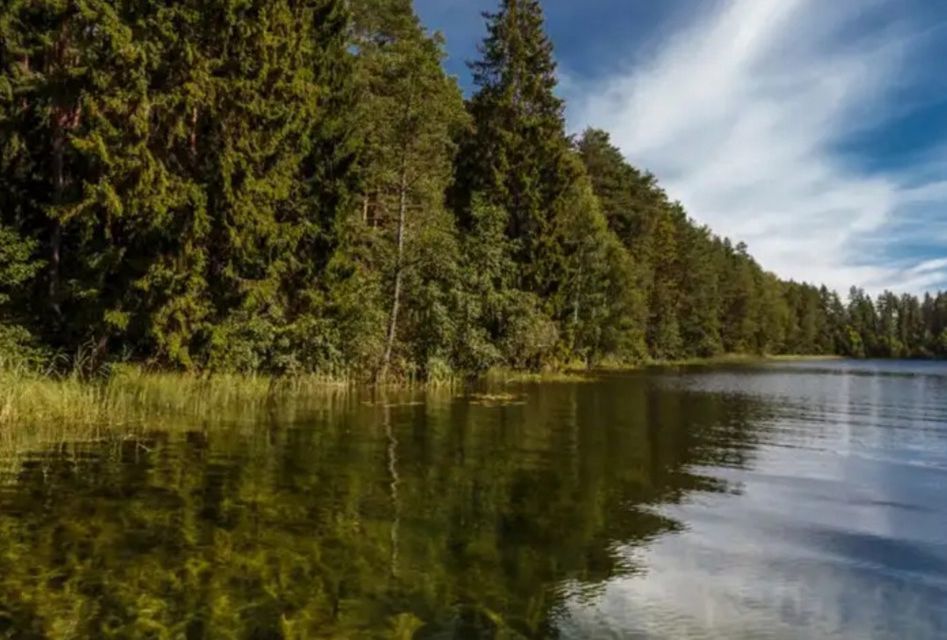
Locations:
350;0;468;380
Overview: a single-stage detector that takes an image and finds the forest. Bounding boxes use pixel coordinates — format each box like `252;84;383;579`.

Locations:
1;0;946;381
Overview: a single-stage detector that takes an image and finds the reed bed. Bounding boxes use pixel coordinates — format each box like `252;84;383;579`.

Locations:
0;365;360;458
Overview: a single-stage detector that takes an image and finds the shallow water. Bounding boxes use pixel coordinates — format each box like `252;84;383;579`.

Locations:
1;360;945;638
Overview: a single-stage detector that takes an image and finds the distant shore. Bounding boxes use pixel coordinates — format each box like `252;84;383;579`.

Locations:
642;353;846;367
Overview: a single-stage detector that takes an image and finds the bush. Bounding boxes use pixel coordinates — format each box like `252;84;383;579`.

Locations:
0;323;46;371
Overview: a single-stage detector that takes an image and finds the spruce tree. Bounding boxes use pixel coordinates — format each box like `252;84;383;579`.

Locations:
0;0;174;365
457;0;576;292
548;165;646;364
677;222;723;357
153;0;358;372
194;0;343;371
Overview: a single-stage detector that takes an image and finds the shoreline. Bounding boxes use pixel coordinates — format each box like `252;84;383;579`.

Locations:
0;354;937;454
638;354;845;368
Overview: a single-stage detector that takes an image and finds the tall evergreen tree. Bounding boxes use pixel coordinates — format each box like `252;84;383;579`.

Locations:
452;195;556;372
550;170;646;364
195;0;357;373
0;0;181;366
456;0;576;292
677;223;723;357
0;0;359;371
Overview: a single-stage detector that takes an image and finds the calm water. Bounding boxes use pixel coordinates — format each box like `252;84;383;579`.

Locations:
1;361;946;638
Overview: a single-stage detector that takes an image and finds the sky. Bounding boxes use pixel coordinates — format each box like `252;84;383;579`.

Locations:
415;0;947;295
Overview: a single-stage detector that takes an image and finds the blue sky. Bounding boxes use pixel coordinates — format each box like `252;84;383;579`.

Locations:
416;0;947;294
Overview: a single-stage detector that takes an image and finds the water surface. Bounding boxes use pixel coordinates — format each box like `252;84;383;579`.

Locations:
1;360;945;638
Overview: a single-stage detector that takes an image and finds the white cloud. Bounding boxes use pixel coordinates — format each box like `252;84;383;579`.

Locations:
569;0;947;295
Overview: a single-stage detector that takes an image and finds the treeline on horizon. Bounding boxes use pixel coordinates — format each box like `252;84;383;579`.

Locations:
1;0;946;380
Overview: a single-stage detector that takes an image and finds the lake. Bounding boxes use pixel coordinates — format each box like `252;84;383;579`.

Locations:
1;360;946;638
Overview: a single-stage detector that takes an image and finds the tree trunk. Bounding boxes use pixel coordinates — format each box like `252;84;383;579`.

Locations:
189;106;199;157
571;261;583;352
49;116;65;320
47;28;81;322
379;162;408;382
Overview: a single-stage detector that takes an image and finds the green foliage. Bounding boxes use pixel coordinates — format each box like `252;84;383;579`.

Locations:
0;0;943;379
452;196;559;372
0;0;360;372
547;167;646;364
0;225;42;366
455;0;577;293
351;0;469;380
937;329;947;357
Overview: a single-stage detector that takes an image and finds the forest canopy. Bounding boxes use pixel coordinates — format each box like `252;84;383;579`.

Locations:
1;0;945;379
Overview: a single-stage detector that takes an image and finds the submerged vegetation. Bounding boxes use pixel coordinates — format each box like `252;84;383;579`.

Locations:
0;376;764;638
1;0;946;388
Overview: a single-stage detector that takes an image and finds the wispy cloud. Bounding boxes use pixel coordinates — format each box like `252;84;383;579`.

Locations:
570;0;947;294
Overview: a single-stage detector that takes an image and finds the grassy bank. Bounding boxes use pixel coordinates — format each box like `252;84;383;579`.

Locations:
1;366;340;420
0;363;581;430
0;355;842;420
0;354;844;450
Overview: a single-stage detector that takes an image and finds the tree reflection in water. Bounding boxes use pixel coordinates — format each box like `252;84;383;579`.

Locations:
0;376;765;638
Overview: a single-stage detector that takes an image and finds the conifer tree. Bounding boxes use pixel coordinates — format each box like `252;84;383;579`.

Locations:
0;0;172;365
457;0;576;292
1;0;944;377
140;0;359;372
677;223;723;357
350;0;468;380
647;209;683;359
549;168;646;364
194;0;349;372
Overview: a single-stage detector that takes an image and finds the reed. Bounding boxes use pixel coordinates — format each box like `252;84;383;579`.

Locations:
0;364;360;458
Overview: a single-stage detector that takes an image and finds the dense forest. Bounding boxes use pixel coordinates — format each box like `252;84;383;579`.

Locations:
1;0;945;379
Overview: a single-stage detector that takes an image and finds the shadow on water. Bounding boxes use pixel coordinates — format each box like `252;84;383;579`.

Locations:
0;377;771;638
